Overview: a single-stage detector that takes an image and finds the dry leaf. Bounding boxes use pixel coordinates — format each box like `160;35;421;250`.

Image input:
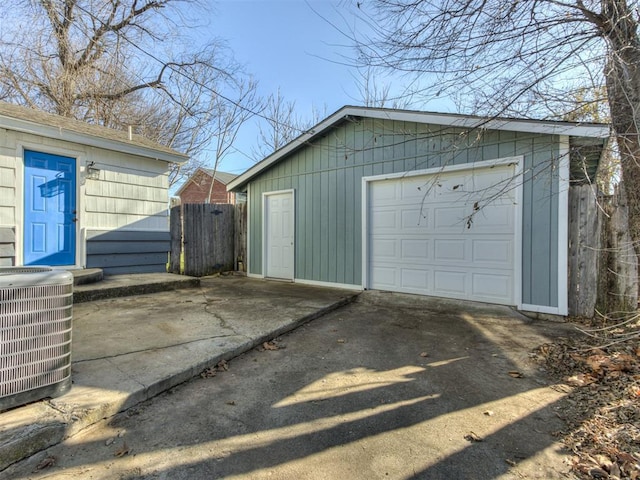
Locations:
37;456;56;470
565;373;596;387
464;431;483;442
217;360;229;371
262;341;279;351
114;442;130;457
200;367;217;378
588;467;608;479
508;371;523;378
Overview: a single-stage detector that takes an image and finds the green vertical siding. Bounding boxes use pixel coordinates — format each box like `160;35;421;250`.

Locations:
248;117;565;307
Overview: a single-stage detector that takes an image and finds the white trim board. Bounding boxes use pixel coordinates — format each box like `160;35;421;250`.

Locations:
556;136;570;316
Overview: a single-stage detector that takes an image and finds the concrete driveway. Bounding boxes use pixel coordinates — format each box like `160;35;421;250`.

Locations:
5;286;577;479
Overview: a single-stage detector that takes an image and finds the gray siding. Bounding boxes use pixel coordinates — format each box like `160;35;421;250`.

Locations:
0;227;15;266
86;230;169;275
248;118;565;307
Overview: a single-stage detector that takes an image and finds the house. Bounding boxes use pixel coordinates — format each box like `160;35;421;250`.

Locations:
0;101;188;274
176;168;237;204
227;106;609;316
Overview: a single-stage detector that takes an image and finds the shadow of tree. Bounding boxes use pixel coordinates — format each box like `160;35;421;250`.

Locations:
5;294;581;479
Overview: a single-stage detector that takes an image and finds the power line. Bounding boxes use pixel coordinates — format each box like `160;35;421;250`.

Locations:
70;1;308;135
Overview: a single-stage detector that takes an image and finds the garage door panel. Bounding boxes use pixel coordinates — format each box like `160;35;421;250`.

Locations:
372;266;397;288
471;273;512;302
434;239;466;261
401;209;429;229
472;239;512;264
369;164;516;305
372;238;397;259
371;181;398;203
371;208;398;229
401;268;430;291
433;206;469;230
469;170;516;196
470;204;513;231
400;239;430;260
433;270;468;296
401;177;430;200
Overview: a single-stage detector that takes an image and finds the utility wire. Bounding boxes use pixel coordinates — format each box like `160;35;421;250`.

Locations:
71;1;308;135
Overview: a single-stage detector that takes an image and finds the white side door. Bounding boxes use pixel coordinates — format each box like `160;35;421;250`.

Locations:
264;191;294;280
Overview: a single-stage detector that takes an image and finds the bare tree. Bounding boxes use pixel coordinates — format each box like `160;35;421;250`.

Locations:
202;77;261;201
350;0;640;260
252;89;327;160
252;88;306;159
0;0;258;184
350;66;416;108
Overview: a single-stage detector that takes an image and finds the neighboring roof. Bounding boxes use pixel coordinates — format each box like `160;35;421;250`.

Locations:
175;168;238;197
228;105;611;192
0;101;188;164
200;169;238;185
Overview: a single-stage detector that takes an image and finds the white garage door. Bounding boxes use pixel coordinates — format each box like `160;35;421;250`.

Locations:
368;164;517;304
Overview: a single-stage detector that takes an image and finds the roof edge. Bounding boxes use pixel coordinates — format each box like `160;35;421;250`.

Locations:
175;167;238;196
227;106;610;191
0;111;189;164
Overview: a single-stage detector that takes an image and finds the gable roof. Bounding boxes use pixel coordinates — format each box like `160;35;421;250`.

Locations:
228;105;610;191
200;169;238;185
0;101;188;164
175;168;238;196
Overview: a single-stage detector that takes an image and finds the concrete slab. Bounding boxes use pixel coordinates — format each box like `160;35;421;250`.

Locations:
72;272;200;303
3;289;580;479
0;276;359;471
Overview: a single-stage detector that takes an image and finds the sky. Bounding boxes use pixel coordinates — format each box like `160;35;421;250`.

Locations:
202;0;365;176
190;0;451;179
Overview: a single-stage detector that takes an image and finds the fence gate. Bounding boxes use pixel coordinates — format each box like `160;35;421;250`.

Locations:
169;204;236;277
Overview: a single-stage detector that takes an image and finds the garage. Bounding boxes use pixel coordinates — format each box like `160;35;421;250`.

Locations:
230;106;610;315
367;161;519;305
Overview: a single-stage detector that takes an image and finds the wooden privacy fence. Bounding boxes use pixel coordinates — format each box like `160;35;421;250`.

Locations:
568;183;638;317
169;203;246;277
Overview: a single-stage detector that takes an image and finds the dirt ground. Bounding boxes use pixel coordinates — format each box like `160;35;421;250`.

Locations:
7;291;584;480
533;316;640;480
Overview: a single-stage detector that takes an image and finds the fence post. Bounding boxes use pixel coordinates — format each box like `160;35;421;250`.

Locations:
568;184;600;317
169;206;182;274
234;203;247;272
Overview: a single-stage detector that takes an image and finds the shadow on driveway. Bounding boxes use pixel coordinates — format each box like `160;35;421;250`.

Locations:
7;289;579;479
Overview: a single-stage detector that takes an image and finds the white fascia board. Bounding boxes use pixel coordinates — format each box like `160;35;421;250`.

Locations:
0;116;188;164
227;105;610;191
227;107;354;191
354;107;611;138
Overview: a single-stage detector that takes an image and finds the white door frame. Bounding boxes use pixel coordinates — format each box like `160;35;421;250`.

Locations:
361;156;524;308
262;189;295;280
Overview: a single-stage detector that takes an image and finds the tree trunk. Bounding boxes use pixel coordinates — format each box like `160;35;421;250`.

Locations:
602;0;640;308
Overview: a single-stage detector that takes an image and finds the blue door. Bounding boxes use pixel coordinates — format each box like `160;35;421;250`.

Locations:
24;150;77;266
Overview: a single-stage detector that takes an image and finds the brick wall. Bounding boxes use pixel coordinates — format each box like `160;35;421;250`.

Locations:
179;171;235;204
